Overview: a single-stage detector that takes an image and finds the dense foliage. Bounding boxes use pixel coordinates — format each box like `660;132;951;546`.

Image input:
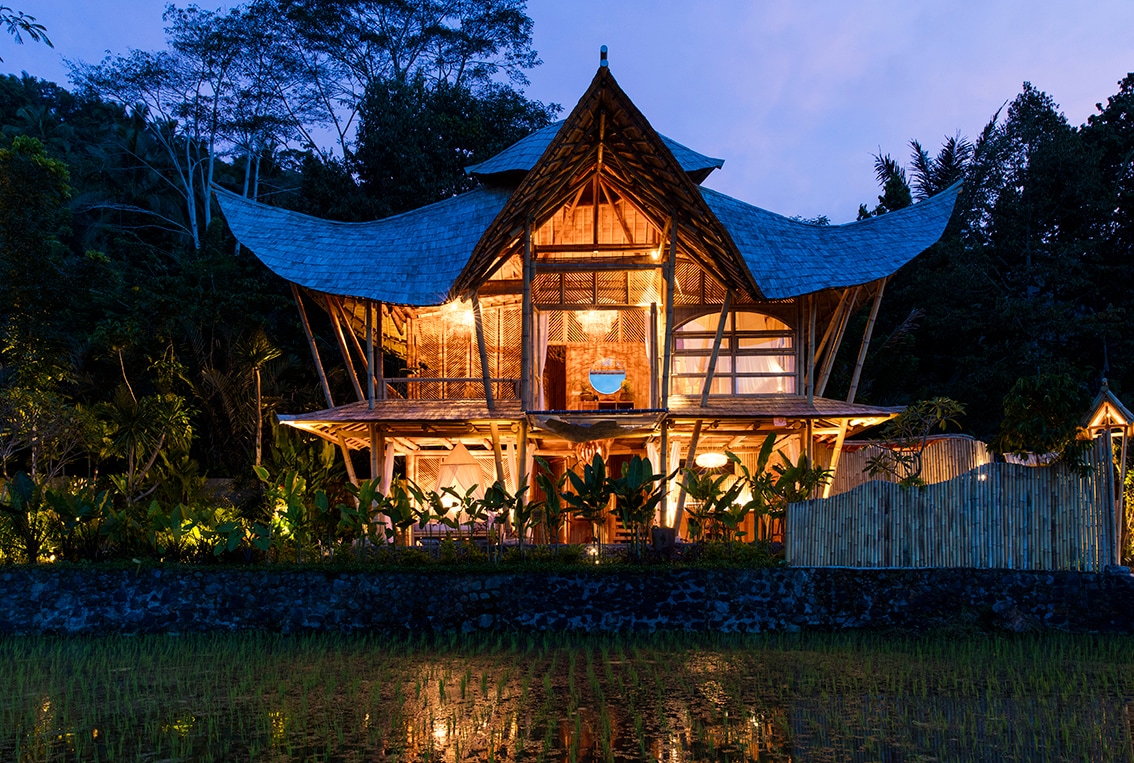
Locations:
837;77;1134;446
0;1;556;561
1;2;1132;564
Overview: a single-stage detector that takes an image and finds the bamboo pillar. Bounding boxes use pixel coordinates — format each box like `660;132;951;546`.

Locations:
338;435;358;487
814;288;849;365
807;295;817;407
672;419;703;533
376;303;386;400
701;291;733;406
660;422;670;529
369;424;380;481
517;419;529;500
1121;428;1129;563
326;295;365;403
822;420;848;499
489;422;506;486
472;292;495;410
292;284;334;409
847;278;887;404
817;287;857;397
521;219;533;409
366;301;375;410
649;303;659;408
661;216;677;409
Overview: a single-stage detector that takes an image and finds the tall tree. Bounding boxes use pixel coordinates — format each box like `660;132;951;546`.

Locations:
242;0;542;162
348;75;557;218
69;6;249;250
0;135;73;385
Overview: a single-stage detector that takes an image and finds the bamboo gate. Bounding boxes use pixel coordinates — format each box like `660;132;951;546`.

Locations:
788;437;1116;570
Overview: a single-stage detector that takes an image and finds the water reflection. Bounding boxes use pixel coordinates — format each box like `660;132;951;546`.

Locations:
7;639;1134;762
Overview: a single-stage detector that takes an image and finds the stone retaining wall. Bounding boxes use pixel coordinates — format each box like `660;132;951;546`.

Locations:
4;566;1134;635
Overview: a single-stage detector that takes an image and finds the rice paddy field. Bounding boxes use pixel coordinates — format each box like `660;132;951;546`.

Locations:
3;630;1134;762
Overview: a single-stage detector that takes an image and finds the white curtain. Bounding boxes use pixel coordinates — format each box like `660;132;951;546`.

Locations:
666;440;682;527
537;312;549;409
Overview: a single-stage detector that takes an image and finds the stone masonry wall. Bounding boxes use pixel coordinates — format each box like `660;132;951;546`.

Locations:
4;566;1134;635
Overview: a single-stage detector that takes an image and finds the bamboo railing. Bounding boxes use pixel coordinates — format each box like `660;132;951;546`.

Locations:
788;438;1114;570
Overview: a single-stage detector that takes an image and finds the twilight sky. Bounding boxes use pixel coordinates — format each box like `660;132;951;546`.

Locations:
3;0;1132;222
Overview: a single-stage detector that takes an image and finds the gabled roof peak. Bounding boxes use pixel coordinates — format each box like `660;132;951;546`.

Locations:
465;120;724;182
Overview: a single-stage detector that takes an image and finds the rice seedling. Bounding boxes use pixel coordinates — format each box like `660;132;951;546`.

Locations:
2;631;1134;761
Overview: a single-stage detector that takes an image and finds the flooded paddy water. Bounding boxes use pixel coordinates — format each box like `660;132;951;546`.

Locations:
3;630;1134;762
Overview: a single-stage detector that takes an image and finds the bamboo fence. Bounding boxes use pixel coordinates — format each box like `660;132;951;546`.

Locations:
788;437;1114;570
822;436;992;496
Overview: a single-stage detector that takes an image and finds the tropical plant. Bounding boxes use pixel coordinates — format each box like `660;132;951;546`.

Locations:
866;397;965;487
994;371;1089;468
608;455;666;558
479;479;527;561
43;481;110;561
679;467;747;543
531;457;568;553
0;471;47;562
562;453;611;548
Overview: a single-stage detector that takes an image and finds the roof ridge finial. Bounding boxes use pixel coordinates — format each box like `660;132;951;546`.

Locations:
600;45;608;68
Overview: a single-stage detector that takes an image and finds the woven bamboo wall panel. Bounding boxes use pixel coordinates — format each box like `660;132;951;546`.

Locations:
408;305;520;399
822;437;993;496
788;438;1115;570
534;200;660;248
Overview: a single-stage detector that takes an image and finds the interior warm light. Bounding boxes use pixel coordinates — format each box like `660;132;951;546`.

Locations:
578;309;615;339
445;299;475;330
695;452;729;469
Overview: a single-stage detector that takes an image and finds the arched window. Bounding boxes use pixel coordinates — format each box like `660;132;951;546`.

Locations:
672;311;796;395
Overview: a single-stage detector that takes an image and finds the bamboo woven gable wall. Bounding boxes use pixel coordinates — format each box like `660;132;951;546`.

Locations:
405;303;522;400
820;436;993;496
788;437;1114;570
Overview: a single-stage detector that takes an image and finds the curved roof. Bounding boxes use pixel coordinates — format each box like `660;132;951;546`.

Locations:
217;180;961;307
214;185;512;305
465;120;725;180
702;182;962;300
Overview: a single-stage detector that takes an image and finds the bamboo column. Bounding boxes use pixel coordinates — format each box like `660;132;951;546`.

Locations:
672;419;703;534
521;219;533;409
847;278;887;404
489;421;506;486
649;303;659;408
326;295;365;402
366;301;375;410
472;292;495;411
661;215;677;409
822;420;848;499
292;284;333;409
816;287;857;397
700;291;733;407
807;295;817;406
660;422;670;529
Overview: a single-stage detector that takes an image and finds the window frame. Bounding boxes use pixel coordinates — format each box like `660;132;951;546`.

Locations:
671;310;797;396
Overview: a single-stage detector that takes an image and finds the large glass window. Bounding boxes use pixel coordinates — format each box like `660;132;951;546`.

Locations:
672;311;796;395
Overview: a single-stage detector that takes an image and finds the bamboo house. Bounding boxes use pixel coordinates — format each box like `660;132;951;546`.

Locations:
217;52;961;542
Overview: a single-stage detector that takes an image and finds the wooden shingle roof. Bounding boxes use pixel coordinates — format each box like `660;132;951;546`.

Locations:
701;182;962;300
465;120;725;182
217;65;962;307
214;184;512;306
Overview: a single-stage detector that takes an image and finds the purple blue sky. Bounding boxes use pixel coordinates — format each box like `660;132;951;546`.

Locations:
4;1;1133;222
